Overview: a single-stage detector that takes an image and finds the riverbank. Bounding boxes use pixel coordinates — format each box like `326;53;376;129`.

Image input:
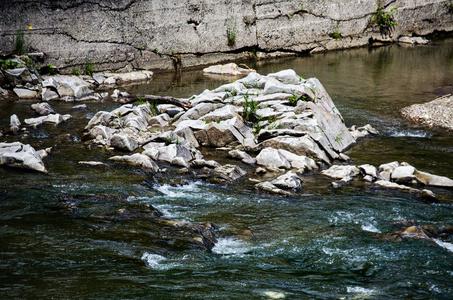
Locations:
1;0;452;73
400;94;453;131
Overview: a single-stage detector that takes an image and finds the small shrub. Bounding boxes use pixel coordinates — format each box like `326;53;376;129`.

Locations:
47;63;56;75
447;0;453;14
374;3;398;36
0;60;19;70
288;94;299;106
71;67;80;75
84;57;95;75
242;92;259;122
149;101;158;116
226;18;237;46
14;28;27;55
331;28;342;40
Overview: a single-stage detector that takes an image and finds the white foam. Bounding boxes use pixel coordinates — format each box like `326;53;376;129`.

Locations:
156;182;200;198
347;286;377;295
389;130;430;138
433;239;453;253
212;238;251;256
361;224;381;233
141;252;173;270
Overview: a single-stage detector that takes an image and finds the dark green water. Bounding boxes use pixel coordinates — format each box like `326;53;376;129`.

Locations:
1;36;453;299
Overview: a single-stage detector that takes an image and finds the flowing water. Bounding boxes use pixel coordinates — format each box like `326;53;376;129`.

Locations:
1;35;453;299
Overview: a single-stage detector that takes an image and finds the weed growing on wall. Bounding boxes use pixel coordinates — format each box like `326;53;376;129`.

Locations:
226;18;237;46
373;2;398;36
14;28;28;55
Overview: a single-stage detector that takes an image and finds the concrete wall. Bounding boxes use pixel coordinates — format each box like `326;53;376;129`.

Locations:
1;0;452;73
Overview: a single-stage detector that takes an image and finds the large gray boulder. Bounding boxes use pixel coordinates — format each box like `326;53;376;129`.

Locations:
260;135;330;164
194;117;256;148
85;111;117;130
4;68;32;86
202;104;238;123
176;102;223;123
0;142;47;173
271;171;303;189
10;114;21;129
414;170;453;188
278;149;317;172
256;147;291;170
211;164;247;183
391;166;417;184
156;144;193;167
110;134;138;152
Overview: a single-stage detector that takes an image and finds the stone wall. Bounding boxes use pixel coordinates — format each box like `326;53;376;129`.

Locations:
0;0;452;73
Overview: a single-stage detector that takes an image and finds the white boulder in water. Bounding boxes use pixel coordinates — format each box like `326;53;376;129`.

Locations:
0;142;47;173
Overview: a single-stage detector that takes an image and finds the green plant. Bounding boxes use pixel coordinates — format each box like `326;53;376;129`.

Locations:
373;3;398;36
0;60;19;70
231;88;238;96
242;92;259;122
226;18;237;46
253;115;263;134
165;135;181;146
71;67;80;75
48;63;57;75
447;0;453;14
288;94;299;106
331;28;342;40
149;100;158;116
84;57;95;75
14;28;27;55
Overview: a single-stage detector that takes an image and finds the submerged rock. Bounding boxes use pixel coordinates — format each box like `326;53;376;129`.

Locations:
203;63;255;76
58;193;217;251
31;102;56;116
109;153;159;171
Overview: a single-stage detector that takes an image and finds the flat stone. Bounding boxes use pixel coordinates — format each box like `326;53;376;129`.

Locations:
14;88;38;99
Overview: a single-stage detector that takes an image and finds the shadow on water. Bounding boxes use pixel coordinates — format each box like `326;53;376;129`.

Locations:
1;34;453;298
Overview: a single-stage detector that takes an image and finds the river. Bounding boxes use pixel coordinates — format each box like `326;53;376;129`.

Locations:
1;34;452;299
